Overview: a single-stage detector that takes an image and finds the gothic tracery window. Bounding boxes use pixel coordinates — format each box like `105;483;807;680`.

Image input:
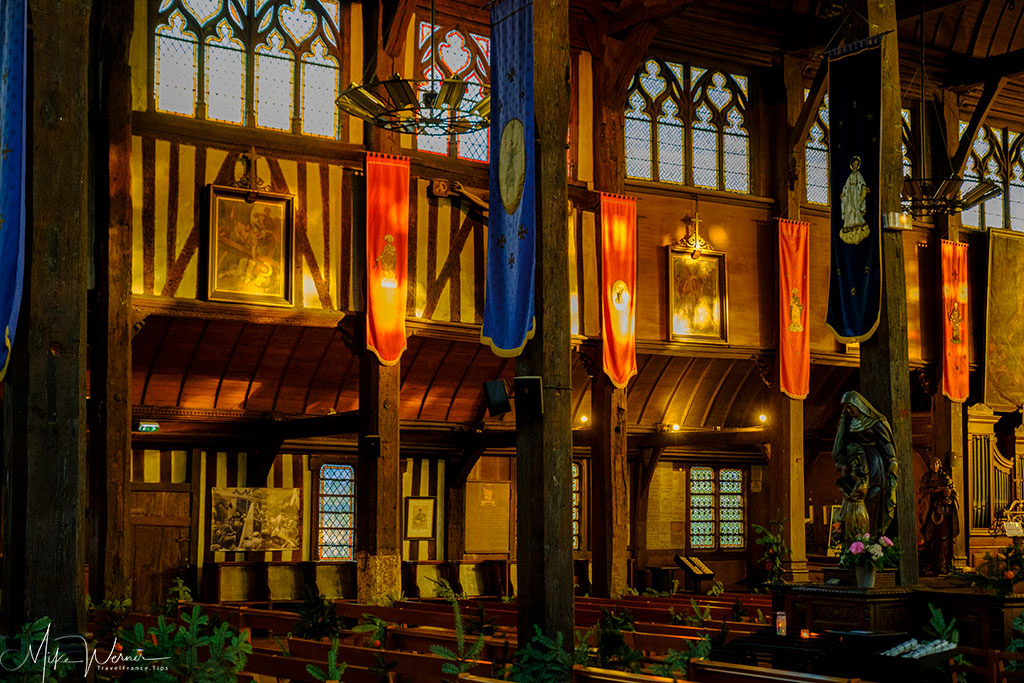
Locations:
152;0;344;138
416;21;490;162
625;59;750;193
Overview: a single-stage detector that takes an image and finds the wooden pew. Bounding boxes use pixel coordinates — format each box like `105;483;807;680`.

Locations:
386;625;515;662
288;636;495;681
689;659;862;683
572;665;686;682
243;648;380;683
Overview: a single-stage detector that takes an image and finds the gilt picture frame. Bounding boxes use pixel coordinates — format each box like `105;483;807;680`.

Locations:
668;245;728;342
404;496;436;540
205;184;294;307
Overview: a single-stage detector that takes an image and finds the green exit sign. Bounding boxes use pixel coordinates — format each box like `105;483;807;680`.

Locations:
137;422;160;433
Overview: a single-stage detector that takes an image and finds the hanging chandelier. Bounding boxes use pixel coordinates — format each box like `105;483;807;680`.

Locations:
336;0;489;136
900;0;1001;219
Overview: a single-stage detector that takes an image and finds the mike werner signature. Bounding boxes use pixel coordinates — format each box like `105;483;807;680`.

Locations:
0;622;170;681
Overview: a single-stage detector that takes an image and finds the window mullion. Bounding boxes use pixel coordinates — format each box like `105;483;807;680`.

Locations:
245;0;256;127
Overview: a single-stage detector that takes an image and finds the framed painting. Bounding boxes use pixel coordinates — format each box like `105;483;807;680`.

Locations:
668;245;727;342
404;496;436;540
205;185;293;307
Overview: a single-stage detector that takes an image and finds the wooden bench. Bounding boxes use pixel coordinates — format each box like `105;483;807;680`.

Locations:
689;659;862;683
288;636;495;681
573;665;687;682
243;648;380;683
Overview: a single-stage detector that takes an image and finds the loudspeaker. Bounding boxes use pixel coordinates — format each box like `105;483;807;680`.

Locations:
482;379;511;417
513;376;543;417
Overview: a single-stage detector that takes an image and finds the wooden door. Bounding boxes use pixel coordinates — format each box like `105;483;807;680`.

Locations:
129;486;192;609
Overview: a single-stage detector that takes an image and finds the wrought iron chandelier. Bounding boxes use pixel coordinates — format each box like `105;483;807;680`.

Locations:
336;0;490;136
900;1;1001;218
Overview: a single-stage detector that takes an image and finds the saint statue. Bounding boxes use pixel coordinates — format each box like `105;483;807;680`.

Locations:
831;391;898;540
788;288;804;332
375;234;398;289
918;456;959;575
839;156;871;245
949;301;963;344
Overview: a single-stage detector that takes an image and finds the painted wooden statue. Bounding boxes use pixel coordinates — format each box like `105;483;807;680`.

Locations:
831;391;898;540
918;456;959;574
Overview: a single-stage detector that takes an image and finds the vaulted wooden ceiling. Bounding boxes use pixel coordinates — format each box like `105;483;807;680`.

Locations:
131;316;856;440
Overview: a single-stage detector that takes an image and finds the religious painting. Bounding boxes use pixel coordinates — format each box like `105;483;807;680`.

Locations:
465;481;511;553
210;487;301;552
404;496;436;540
206;185;293;307
985;229;1024;411
826;504;843;557
668;246;727;342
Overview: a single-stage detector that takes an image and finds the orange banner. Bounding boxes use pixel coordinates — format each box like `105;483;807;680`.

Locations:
600;193;637;388
779;219;809;399
942;239;968;402
366;153;410;365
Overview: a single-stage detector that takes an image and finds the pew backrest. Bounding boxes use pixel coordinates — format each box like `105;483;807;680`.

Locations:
689;659;861;683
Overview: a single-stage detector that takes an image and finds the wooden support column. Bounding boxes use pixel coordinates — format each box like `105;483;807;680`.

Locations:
356;352;402;604
931;90;967;569
1;0;91;634
766;54;809;582
770;388;809;581
89;0;135;603
589;362;630;598
516;0;573;647
852;1;919;585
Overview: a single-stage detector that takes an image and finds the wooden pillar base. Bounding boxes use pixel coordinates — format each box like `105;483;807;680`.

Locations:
770;388;809;584
356;552;402;605
589;367;629;598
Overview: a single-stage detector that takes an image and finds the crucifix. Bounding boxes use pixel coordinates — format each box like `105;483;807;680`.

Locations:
235;145;267;201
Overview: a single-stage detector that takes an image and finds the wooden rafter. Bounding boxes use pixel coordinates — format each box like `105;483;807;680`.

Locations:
637;446;664;503
946;47;1024;89
951;77;1007;175
383;0;417;60
789;59;828;155
607;0;698;36
895;0;972;23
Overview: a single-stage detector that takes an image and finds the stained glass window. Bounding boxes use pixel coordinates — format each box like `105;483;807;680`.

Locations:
960;122;1011;230
571;461;582;551
152;1;344;138
624;59;749;192
688;466;744;550
416;22;491;162
318;464;355;561
804;91;829;205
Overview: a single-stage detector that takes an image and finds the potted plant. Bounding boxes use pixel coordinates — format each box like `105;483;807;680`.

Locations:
838;532;898;588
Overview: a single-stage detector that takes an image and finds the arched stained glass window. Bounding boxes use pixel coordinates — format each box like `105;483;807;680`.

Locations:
624;59;749;193
416;22;491;162
318;464;355;561
152;0;344;138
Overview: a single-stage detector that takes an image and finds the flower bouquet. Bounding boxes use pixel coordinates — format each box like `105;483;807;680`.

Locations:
839;533;899;587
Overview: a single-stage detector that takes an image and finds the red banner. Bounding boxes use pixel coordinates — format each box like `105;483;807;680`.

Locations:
366;153;410;365
942;239;968;402
779;219;810;399
600;193;637;388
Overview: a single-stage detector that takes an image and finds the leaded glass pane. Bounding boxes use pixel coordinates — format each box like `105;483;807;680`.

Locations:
707;73;732;111
206;21;245;124
692;119;717;189
279;0;316;44
658;99;684;183
255;32;294;131
1010;165;1024;230
720;469;742;492
723;127;749;193
720;506;743;521
625;95;653;180
301;39;338;137
319;464;355;560
155;13;198;116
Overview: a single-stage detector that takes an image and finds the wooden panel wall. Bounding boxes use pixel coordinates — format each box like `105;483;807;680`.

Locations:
130;135;345;309
401;458;445;561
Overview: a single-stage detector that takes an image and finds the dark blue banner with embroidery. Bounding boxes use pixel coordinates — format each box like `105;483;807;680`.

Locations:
481;0;536;357
0;0;26;378
826;37;882;344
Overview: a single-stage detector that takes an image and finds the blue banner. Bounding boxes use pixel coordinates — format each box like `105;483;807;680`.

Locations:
481;0;536;357
826;37;882;344
0;0;26;379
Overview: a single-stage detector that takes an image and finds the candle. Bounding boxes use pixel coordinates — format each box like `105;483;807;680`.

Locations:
800;629;811;639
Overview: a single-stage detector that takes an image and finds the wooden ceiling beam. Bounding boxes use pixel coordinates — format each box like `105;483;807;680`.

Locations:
945;48;1024;89
951;77;1007;175
895;0;972;23
269;410;363;440
635;427;768;449
383;0;417;59
607;0;697;36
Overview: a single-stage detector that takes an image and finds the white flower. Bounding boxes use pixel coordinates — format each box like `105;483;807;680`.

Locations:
869;545;883;559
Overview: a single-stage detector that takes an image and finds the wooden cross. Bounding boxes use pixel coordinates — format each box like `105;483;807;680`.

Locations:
237;145;263;192
1;145;11;161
